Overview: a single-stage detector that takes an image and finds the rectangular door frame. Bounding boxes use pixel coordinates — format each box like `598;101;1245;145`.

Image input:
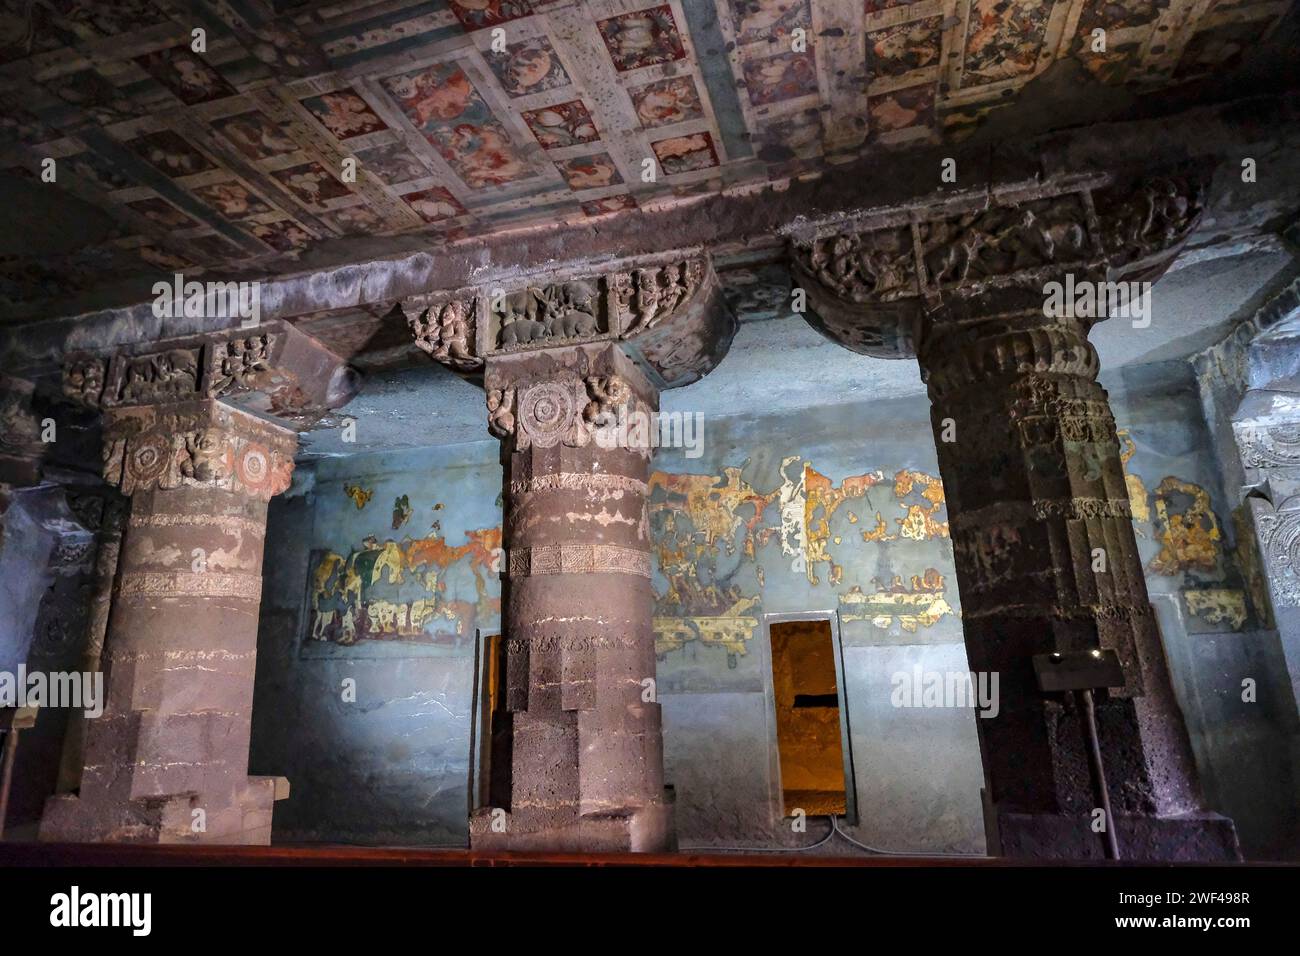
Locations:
761;609;859;827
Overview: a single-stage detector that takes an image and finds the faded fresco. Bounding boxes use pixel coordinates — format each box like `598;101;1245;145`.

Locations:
1113;412;1250;634
381;61;531;189
649;446;958;674
299;452;503;659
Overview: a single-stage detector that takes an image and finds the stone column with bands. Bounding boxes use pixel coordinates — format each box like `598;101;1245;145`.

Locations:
406;253;736;851
42;325;356;843
792;172;1239;860
478;345;669;850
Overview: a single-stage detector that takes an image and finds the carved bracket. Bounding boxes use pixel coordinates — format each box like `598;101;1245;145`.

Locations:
788;172;1207;358
63;322;360;427
403;253;732;390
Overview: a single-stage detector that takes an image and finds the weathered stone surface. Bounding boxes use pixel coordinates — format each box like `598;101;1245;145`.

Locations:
470;344;673;852
794;171;1239;860
40;407;295;845
42;328;351;845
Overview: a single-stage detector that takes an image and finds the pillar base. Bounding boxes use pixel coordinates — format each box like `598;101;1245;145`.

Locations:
988;808;1241;861
39;775;283;845
469;796;676;854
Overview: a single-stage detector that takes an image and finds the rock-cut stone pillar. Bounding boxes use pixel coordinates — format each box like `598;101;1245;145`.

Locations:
43;324;356;843
403;252;736;852
41;399;296;844
791;172;1238;859
469;344;672;851
917;314;1236;859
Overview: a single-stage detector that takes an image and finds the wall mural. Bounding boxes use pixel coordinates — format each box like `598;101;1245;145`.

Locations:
648;456;957;669
300;458;503;657
1115;428;1249;633
647;417;1256;673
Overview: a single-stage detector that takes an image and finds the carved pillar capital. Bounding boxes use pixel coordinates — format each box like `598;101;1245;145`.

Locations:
60;323;360;499
99;399;296;500
790;172;1207;357
471;341;671;851
919;314;1101;399
404;252;734;391
483;342;658;455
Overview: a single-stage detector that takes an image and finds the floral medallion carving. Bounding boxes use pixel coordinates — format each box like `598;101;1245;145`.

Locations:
101;400;295;500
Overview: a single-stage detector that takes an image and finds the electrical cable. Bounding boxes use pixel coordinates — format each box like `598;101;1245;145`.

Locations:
829;815;986;858
679;817;835;853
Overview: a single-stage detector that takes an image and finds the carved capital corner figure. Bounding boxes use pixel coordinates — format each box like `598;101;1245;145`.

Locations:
41;325;355;846
792;172;1239;861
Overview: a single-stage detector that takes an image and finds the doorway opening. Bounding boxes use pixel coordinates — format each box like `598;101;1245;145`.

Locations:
767;615;854;820
469;632;512;812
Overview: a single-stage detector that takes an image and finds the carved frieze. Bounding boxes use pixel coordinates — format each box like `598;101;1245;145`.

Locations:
495;280;603;348
918;195;1092;290
210;334;276;395
400;254;731;390
610;259;705;333
66;334;277;409
793;226;916;303
100;400;295;500
62;324;356;427
406;297;480;371
789;173;1207;358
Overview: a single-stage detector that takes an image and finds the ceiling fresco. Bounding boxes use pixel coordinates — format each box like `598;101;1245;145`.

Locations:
0;0;1292;310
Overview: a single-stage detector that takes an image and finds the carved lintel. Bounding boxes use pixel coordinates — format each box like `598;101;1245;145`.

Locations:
62;323;359;428
101;399;296;500
790;173;1207;358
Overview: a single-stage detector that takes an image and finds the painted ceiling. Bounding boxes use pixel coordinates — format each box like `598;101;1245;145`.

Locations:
0;0;1292;313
